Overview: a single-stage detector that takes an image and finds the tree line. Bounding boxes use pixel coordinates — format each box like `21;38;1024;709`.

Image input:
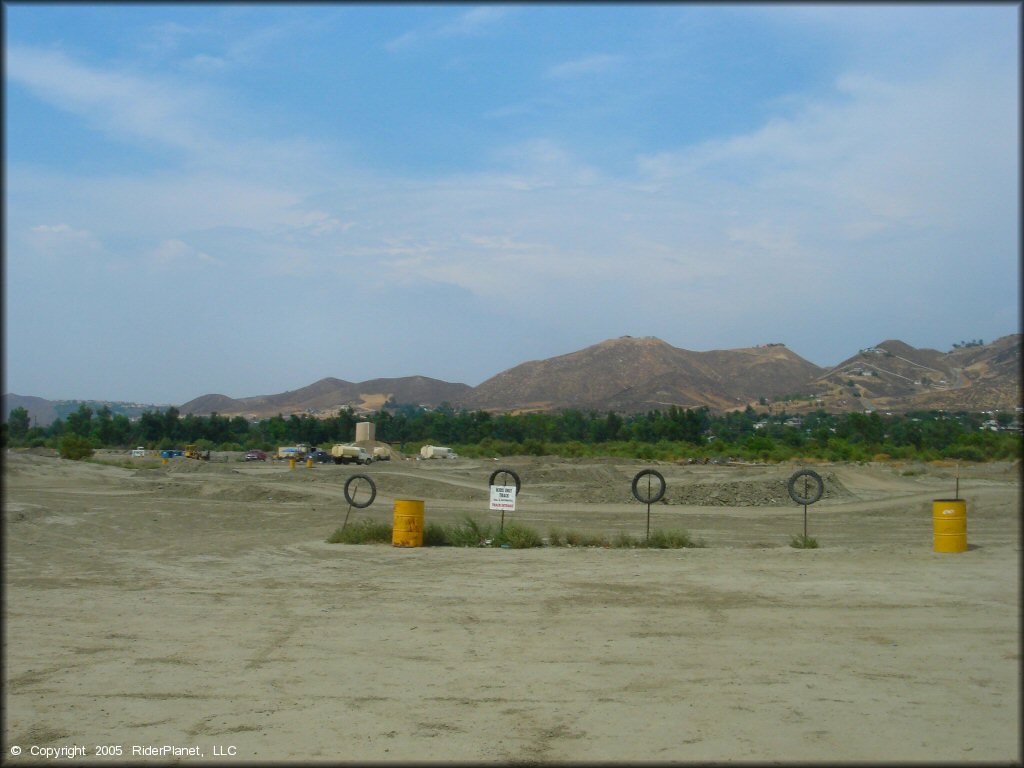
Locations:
3;402;1020;463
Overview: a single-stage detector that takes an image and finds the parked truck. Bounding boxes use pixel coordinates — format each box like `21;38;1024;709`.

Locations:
419;445;457;459
331;444;373;465
275;445;309;461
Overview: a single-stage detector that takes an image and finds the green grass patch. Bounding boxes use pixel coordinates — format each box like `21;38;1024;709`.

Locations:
642;529;704;548
328;519;393;544
546;527;704;548
439;516;494;547
790;533;820;549
493;523;544;548
617;530;705;548
328;517;701;550
422;517;543;548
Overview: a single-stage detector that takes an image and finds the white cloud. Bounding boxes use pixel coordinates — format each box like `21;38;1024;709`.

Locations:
148;239;219;268
443;7;510;35
6;45;217;155
183;53;228;72
5;44;333;181
546;54;623;79
386;6;512;51
26;223;103;258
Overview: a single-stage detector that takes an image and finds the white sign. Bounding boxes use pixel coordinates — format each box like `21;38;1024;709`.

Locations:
489;484;517;511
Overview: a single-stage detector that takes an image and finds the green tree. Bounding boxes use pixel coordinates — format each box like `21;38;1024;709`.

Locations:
162;407;181;441
66;404;93;437
6;406;30;441
94;405;115;444
138;410;165;443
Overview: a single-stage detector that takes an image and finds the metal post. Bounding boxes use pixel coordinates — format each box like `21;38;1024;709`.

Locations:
646;474;652;540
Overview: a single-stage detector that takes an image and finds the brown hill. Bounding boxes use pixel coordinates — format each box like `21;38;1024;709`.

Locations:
801;335;1020;414
456;336;825;413
2;394;60;428
179;376;471;418
179;393;248;415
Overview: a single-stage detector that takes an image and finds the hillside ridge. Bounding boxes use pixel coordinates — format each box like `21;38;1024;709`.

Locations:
5;334;1019;424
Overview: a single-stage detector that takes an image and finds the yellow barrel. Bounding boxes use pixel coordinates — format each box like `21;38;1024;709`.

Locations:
392;499;424;547
289;458;296;469
306;458;314;468
933;499;967;553
161;458;168;465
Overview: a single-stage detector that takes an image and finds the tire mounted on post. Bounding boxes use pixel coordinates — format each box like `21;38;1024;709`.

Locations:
344;473;377;508
787;469;824;505
631;469;666;504
488;468;521;495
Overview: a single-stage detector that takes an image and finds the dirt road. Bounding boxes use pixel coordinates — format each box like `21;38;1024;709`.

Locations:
3;451;1020;763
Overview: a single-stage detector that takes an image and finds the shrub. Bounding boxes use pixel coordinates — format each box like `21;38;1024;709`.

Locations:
521;439;547;456
494;523;544;548
564;530;610;547
423;522;449;546
59;434;94;460
612;530;639;548
562;441;587;458
943;444;986;462
547;527;567;546
438;516;494;547
327;519;392;544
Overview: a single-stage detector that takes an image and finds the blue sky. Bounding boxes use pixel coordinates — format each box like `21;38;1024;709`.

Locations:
4;4;1019;404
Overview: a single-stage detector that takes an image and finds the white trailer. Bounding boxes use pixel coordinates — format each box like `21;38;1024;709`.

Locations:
420;445;457;459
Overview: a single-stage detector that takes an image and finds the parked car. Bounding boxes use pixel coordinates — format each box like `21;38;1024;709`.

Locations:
307;449;333;464
244;449;268;461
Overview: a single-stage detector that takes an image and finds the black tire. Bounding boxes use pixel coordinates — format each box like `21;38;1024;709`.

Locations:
631;469;666;504
488;468;521;495
787;469;824;505
344;474;377;508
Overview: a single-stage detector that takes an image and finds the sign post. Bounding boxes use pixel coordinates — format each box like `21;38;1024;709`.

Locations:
489;484;516;531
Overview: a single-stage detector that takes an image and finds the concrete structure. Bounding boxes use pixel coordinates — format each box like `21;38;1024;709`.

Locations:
355;421;375;443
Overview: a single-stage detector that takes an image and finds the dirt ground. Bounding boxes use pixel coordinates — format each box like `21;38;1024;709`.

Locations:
3;449;1020;764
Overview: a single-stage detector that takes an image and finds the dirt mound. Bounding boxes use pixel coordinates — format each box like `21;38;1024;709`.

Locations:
664;471;853;507
370;474;488;503
202;485;314;504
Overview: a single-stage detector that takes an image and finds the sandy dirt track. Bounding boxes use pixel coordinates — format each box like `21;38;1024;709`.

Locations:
3;450;1021;764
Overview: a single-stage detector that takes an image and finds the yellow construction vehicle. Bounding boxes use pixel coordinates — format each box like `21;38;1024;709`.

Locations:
184;444;210;460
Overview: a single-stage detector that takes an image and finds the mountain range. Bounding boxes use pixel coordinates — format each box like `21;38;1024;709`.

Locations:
5;334;1020;426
